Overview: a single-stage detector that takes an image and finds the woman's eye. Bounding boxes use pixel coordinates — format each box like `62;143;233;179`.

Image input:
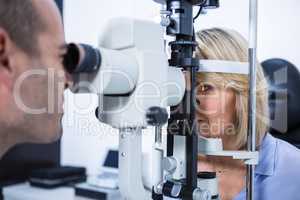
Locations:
199;84;214;94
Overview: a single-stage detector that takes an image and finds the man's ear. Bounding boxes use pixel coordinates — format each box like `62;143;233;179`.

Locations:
0;28;14;91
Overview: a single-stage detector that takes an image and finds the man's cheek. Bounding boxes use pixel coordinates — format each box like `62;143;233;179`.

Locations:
53;72;65;113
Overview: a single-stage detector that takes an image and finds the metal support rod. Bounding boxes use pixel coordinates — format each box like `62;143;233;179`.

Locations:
246;0;258;200
185;66;198;199
155;126;163;144
153;126;164;195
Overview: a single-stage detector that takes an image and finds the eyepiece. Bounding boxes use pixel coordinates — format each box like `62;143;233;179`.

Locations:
63;43;101;74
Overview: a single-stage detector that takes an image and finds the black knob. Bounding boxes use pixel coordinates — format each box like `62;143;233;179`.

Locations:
146;107;168;126
95;107;100;118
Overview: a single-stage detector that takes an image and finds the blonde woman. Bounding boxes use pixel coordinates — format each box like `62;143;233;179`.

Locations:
195;28;300;200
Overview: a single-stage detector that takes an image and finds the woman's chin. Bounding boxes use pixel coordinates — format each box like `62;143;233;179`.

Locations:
198;130;223;139
198;130;211;138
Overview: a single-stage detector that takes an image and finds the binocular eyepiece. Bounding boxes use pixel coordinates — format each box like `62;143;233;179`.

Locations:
63;43;102;74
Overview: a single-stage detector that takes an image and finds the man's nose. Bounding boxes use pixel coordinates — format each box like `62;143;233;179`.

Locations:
196;98;201;106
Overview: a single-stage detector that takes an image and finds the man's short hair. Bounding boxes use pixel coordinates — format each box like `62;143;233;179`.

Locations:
0;0;45;56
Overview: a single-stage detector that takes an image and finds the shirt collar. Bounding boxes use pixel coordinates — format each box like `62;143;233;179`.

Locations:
255;133;277;176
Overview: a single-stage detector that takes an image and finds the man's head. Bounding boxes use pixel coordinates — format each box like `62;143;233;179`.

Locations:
0;0;68;150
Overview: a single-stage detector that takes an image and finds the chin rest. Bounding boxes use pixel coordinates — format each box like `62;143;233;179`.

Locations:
262;58;300;147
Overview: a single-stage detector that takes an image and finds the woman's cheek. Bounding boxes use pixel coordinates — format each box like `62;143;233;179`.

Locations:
200;99;220;115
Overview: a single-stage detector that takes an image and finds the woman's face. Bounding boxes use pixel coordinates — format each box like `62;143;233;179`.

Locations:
196;80;237;147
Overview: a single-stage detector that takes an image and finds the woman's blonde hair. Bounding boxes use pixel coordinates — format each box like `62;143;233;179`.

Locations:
195;28;269;149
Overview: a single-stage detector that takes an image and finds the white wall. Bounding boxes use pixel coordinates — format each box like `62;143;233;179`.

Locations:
62;0;300;175
194;0;300;67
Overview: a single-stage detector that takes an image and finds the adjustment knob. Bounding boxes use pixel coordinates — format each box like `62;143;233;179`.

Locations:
193;188;211;200
146;107;168;126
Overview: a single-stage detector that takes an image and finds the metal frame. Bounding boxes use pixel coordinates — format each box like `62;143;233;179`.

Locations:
247;0;258;200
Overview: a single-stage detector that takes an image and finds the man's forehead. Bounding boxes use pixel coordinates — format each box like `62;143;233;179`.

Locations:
33;0;65;48
32;0;64;33
32;0;59;17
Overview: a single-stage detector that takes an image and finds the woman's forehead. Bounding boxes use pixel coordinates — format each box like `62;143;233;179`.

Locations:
197;72;248;90
197;73;225;84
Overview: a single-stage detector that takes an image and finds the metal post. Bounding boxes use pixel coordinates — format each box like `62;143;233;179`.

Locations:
247;0;258;200
155;126;163;144
153;126;164;196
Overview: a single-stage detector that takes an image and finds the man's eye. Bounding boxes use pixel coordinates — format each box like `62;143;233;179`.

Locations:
60;53;67;63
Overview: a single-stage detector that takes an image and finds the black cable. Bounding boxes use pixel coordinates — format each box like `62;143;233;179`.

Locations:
193;0;207;21
193;6;203;21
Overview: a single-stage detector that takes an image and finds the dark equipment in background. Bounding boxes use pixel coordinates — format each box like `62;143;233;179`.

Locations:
29;166;86;189
0;143;60;186
0;0;63;187
262;58;300;148
103;150;119;169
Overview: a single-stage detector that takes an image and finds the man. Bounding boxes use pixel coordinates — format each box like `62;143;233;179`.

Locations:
0;0;68;158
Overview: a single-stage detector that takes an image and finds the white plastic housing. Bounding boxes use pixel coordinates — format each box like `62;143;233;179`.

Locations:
71;48;139;95
96;18;185;129
71;18;186;200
